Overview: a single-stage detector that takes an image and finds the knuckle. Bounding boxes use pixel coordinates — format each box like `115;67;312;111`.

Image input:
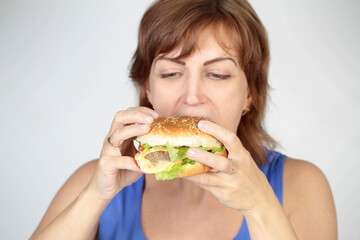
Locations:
217;157;229;172
240;149;251;163
136;110;147;118
112;129;126;143
227;179;238;189
126;107;150;120
113;127;121;136
137;106;147;112
227;132;238;144
199;174;208;185
224;161;232;172
115;110;125;120
98;156;111;169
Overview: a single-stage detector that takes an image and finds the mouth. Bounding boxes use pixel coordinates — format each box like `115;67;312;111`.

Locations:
192;115;209;120
175;114;212;122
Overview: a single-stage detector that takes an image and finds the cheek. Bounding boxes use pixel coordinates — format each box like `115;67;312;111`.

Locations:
222;87;245;114
214;81;247;132
148;81;178;115
218;80;247;107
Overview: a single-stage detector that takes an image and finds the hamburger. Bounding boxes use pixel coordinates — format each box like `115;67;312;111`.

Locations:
133;115;228;180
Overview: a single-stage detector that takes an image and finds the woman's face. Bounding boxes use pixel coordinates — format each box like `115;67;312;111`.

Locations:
146;27;252;133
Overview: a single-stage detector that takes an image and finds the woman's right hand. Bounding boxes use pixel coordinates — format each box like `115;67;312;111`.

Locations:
86;107;158;202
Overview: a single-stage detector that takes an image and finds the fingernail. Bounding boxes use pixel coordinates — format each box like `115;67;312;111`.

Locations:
198;120;207;129
140;124;148;129
144;115;153;122
187;148;197;157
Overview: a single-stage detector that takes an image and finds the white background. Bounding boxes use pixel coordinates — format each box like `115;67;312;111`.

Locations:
1;0;359;239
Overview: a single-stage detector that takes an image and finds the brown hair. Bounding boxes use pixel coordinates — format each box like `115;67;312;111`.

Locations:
130;0;277;166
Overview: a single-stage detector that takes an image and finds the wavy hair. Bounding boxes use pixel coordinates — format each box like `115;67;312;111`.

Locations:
129;0;277;166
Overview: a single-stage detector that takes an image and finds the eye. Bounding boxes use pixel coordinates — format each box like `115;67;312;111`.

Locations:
160;72;181;79
208;73;231;80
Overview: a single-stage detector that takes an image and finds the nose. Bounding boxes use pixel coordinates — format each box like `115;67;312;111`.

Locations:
183;72;206;106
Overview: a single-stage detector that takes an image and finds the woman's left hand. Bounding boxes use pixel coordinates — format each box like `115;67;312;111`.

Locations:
185;120;275;214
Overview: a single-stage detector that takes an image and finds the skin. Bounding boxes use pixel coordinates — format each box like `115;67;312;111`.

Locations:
30;26;337;239
143;26;298;239
141;26;256;239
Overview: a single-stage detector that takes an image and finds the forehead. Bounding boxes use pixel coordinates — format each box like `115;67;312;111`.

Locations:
156;24;239;61
196;25;238;57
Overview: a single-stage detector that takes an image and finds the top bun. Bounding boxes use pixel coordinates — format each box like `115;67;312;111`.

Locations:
136;115;223;148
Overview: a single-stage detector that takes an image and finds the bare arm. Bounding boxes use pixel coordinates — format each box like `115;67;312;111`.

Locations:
241;158;337;240
30;107;157;239
184;121;300;239
30;160;102;240
244;187;298;239
283;158;337;239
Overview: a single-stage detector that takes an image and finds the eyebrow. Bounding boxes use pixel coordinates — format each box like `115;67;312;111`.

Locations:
156;57;237;67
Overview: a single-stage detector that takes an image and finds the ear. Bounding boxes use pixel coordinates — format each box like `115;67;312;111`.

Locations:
244;86;252;110
145;80;153;104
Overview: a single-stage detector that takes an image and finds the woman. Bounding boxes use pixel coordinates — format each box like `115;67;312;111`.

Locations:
30;0;337;239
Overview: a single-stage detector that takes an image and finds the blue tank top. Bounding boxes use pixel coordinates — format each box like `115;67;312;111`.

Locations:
98;150;286;240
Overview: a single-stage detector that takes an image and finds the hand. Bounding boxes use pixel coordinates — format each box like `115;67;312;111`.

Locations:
185;120;274;214
86;107;158;202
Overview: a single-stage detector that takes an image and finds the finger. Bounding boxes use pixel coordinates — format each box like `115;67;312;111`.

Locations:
184;172;221;187
108;107;159;136
113;156;144;173
100;155;144;173
103;123;151;155
135;106;159;118
109;107;158;134
187;148;233;173
197;120;243;156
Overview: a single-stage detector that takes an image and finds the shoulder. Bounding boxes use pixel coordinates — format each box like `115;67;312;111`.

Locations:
282;157;334;213
65;159;98;186
283;157;332;204
31;159;99;238
282;157;337;239
283;157;327;190
48;159;99;211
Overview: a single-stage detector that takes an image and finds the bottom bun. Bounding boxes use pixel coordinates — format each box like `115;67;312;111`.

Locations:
176;162;212;178
173;150;228;178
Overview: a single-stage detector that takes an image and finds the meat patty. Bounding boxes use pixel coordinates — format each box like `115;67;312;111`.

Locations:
145;151;170;164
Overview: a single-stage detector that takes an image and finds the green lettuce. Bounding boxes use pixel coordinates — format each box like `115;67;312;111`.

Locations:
138;141;226;159
155;160;196;181
176;146;190;161
212;145;226;153
138;141;226;181
141;143;151;151
164;143;192;162
165;142;179;162
151;145;164;150
197;146;211;151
